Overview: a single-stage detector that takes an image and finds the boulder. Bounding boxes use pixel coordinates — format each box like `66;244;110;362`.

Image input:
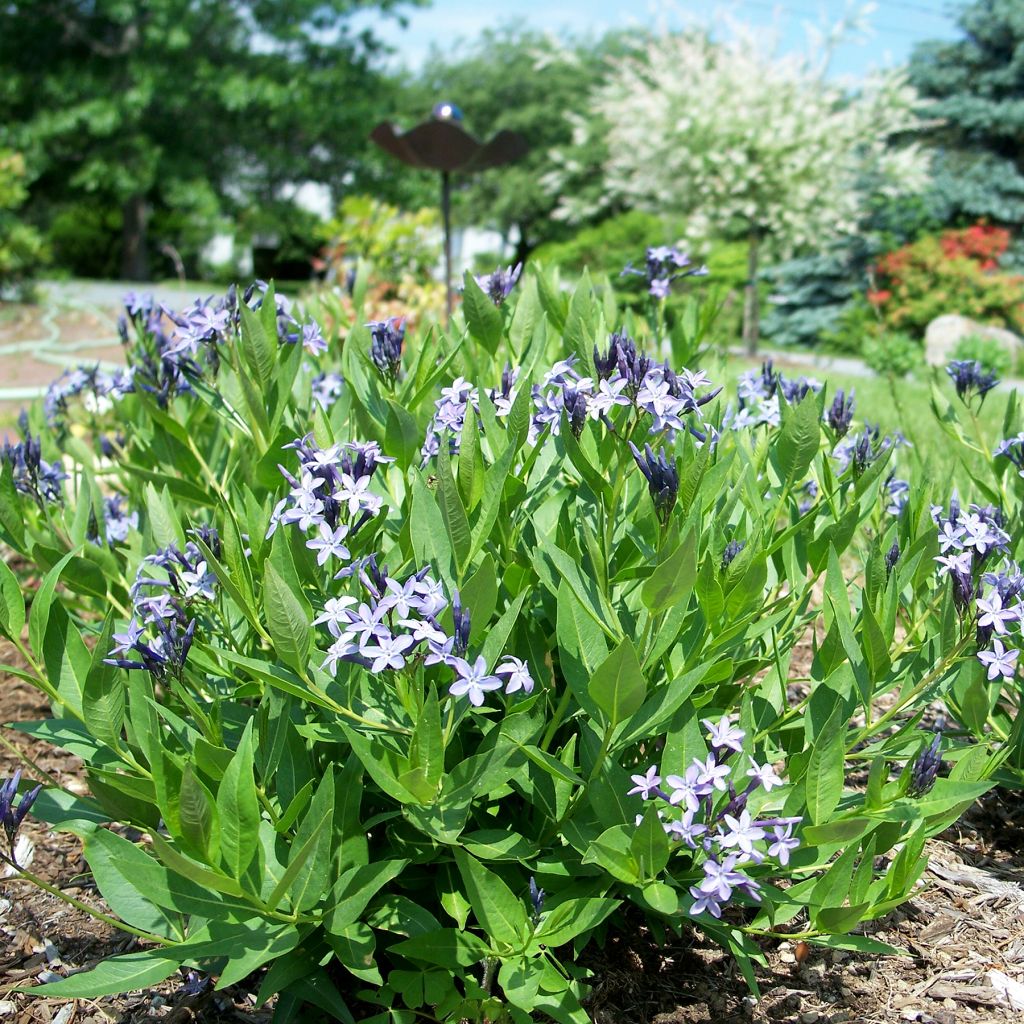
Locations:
924;314;1022;367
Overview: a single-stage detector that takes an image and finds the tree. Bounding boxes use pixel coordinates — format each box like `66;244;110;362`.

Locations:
401;27;640;267
909;0;1024;227
0;0;418;280
0;150;46;297
550;28;928;352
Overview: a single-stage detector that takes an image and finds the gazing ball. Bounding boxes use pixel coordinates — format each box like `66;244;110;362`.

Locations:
432;101;463;122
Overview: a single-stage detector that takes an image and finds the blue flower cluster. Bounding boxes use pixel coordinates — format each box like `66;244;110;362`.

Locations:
832;424;910;477
312;372;345;411
932;495;1021;680
725;361;821;430
947;360;998;406
367;319;404;387
88;494;138;547
994;432;1024;477
420;367;518;462
474;263;522;306
621;246;708;299
268;431;533;706
44;364;134;427
530;335;718;446
627;717;800;920
1;770;41;859
1;428;67;508
104;528;220;682
269;436;389;542
118;285;328;410
315;557;533;706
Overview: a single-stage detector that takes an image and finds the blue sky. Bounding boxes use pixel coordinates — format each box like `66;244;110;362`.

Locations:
357;0;960;80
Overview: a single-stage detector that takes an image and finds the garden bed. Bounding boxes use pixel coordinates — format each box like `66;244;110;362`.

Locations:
1;638;1021;1024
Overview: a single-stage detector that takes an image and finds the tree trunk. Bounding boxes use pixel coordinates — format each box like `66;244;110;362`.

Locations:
120;194;150;281
742;229;761;356
513;224;533;270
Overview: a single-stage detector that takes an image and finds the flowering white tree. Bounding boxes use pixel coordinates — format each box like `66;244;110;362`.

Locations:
549;27;929;351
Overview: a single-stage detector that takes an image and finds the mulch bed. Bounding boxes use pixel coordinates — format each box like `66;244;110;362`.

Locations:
1;636;1022;1023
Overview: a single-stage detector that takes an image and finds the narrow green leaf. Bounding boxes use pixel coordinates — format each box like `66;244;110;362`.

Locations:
216;722;262;885
589;637;646;730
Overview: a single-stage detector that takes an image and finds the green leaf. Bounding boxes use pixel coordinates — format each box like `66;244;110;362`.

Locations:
403;689;445;801
82;611;125;752
582;825;639;884
29;951;179;998
330;922;380;984
805;707;845;824
28;549;76;660
458;406;485;511
459;555;498;647
801;816;872;847
630;807;670;879
262;561;312;676
389;928;491;970
468;437;516;562
385;399;420;472
216;722;262;886
239;301;276;389
453;849;529;948
642;530;697;614
268;770;334;913
589;637;646;730
0;459;25;551
144;482;184;550
411;470;456;591
479;589;528;674
776;391;821;484
0;556;25;641
436;442;471;573
178;764;217;860
326;860;408;934
535;898;619;948
462;272;504;354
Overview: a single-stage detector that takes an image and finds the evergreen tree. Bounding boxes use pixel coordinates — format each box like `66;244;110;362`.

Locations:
909;0;1024;226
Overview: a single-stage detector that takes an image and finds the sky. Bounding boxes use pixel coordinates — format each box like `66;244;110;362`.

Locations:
355;0;960;80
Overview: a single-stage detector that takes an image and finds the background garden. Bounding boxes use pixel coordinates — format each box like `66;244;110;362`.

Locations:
2;1;1024;1023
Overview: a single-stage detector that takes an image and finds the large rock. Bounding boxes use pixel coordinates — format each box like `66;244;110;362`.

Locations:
924;314;1022;367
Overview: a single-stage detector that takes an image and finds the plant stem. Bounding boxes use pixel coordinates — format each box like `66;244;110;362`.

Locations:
1;858;175;947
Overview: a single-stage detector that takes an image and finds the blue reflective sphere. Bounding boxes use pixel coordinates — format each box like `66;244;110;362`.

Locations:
432;101;463;122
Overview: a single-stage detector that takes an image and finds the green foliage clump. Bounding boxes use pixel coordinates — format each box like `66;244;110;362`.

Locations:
862;332;922;378
0;268;1008;1020
909;0;1024;226
0;0;411;279
951;334;1015;379
532;210;665;281
318;194;440;289
870;232;1024;338
0;149;46;295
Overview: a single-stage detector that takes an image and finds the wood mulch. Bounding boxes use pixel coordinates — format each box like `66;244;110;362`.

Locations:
0;635;1022;1023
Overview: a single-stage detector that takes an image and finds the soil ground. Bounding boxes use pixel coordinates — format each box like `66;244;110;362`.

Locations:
0;634;1022;1023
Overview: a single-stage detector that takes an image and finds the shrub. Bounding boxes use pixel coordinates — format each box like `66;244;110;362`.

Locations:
951;334;1015;379
862;332;922;378
531;210;666;282
869;224;1024;337
0;269;1001;1020
0;149;47;296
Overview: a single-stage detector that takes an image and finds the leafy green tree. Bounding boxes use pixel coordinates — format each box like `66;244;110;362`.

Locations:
550;28;928;352
402;27;639;266
0;150;46;297
909;0;1024;226
0;0;418;280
